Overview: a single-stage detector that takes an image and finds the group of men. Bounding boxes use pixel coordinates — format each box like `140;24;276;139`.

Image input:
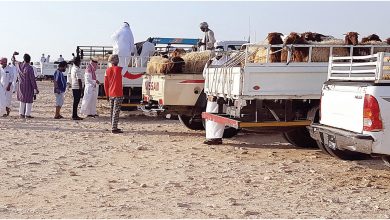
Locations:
0;53;39;118
0;21;225;140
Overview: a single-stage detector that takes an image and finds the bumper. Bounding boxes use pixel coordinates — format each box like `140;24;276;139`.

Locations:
309;124;373;154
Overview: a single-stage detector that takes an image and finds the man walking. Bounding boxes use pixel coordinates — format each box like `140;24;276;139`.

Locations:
104;55;125;134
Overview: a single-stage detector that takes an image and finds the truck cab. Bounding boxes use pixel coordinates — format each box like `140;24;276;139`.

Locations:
310;52;390;164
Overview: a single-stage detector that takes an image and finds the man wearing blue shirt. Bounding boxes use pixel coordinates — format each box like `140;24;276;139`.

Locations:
53;61;67;119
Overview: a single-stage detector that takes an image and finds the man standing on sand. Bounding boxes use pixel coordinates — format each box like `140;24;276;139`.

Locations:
80;59;100;117
104;55;126;134
70;56;83;120
14;53;39;118
53;61;67;119
111;22;134;75
199;22;224;145
0;57;15;116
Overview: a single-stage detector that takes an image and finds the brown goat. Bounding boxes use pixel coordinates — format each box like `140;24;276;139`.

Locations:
361;34;382;43
267;32;284;62
344;32;359;46
281;32;309;63
387;38;390;45
303;32;327;42
344;32;360;56
165;56;185;74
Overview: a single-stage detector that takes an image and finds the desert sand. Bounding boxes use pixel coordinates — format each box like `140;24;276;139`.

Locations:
1;81;390;218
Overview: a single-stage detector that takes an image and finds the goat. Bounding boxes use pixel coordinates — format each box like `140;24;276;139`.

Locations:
281;32;309;62
266;32;284;62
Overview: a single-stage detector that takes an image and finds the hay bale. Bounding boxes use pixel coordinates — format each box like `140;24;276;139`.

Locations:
310;39;349;62
146;56;169;74
182;51;212;73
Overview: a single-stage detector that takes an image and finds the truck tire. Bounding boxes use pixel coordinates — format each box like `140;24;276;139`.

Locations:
178;115;205;130
323;142;369;160
382;156;390;168
283;128;318;148
316;140;331;156
223;127;240;138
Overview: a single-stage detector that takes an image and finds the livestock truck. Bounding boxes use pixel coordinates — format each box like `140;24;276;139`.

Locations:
201;43;390;147
309;52;390;165
141;40;247;136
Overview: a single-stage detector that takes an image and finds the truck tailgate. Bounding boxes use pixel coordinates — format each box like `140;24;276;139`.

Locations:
320;84;366;133
142;74;204;106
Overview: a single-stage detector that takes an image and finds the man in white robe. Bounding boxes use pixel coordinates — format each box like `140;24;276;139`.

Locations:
139;38;155;67
0;69;6;116
111;22;134;75
203;49;227;145
80;59;99;117
198;22;216;51
0;57;15;116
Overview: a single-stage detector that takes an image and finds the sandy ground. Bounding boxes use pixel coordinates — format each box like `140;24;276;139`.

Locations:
1;81;390;218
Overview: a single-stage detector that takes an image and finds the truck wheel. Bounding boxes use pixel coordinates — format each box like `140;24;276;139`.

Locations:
382;156;390;168
178;115;205;130
316;140;331;156
323;143;369;160
223;127;240;138
283;128;318;148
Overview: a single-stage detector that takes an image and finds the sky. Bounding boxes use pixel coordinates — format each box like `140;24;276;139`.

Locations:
1;1;390;62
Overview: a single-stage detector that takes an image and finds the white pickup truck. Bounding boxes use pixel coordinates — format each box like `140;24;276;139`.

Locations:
202;44;390;148
310;52;390;164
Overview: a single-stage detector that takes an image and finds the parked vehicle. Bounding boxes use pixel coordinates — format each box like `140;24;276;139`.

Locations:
201;43;390;146
309;52;390;164
141;40;246;135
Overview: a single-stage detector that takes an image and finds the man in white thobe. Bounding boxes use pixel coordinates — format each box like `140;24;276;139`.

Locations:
57;55;65;62
0;66;6;116
0;57;15;116
40;54;46;76
111;22;134;75
203;49;227;145
198;22;216;51
80;59;99;117
139;38;155;67
46;55;50;63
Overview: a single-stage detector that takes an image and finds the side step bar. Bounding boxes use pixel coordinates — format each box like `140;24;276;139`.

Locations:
202;112;312;129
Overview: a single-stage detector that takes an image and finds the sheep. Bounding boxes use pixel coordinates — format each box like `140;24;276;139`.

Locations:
344;32;365;56
344;32;359;46
165;56;185;74
302;32;329;42
309;39;350;62
146;56;169;74
251;32;285;63
267;32;284;62
281;32;309;62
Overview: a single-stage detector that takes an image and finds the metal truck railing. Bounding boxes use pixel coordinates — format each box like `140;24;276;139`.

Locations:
204;44;390;98
328;52;390;82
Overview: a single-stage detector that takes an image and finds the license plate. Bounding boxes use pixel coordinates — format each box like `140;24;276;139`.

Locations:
327;135;336;150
